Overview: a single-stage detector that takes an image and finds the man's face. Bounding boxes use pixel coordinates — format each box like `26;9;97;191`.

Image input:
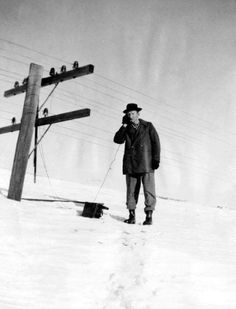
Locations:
127;110;139;123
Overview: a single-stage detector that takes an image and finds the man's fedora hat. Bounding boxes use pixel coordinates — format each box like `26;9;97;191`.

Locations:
123;103;142;113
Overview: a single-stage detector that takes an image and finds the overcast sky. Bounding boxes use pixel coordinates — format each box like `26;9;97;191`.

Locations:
0;0;236;206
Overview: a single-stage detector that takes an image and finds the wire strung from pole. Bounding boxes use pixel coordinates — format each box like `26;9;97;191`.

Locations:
39;82;59;112
38;143;64;207
1;50;235;143
39;143;76;208
28;124;52;158
39;142;51;184
1;40;235;140
28;83;58;158
93;144;121;202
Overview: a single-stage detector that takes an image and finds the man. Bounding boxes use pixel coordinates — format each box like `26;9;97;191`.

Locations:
113;103;161;225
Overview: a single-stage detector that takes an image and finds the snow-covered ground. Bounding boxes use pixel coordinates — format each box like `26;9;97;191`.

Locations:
0;168;236;309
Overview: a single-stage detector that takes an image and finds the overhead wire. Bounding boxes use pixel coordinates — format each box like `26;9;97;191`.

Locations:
46;86;234;155
1;42;236;186
46;91;208;154
0;103;213;167
94;72;235;136
39;142;51;181
0;65;235;162
35;110;236;186
0;49;235;151
38;139;65;206
0;67;25;77
0;54;29;67
28;124;52;159
0;38;69;64
3;56;236;195
50;89;236;157
0;39;234;145
51;90;121;119
28;81;60;158
47;75;236;151
47;107;235;181
48;125;235;185
1;78;234;170
0;42;225;132
39;82;59;112
49;129;116;150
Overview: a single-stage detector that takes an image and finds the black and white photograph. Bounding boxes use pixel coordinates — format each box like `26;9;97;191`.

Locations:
0;0;236;308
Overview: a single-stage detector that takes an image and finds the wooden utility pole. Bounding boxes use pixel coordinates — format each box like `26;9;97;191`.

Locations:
7;63;43;201
2;62;94;202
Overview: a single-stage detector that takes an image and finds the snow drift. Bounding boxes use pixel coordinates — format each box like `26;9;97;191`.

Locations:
0;168;236;309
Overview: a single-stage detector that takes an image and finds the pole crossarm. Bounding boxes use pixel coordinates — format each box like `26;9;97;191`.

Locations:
37;108;90;126
0;123;20;134
4;64;94;97
0;108;90;135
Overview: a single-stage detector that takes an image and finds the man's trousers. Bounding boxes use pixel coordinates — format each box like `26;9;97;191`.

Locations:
126;172;156;212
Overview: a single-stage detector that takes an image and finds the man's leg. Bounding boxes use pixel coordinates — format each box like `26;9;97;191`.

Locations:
142;172;156;212
126;174;141;209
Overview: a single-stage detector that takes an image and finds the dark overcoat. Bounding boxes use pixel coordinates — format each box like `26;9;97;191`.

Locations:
113;119;161;174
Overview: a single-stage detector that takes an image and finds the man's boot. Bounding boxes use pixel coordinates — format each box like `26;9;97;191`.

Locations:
143;210;153;225
124;210;136;224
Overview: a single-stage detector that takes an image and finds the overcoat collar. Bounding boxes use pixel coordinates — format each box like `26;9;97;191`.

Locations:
128;119;149;146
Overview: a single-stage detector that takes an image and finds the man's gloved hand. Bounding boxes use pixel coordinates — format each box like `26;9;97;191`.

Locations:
152;159;160;170
122;115;130;125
